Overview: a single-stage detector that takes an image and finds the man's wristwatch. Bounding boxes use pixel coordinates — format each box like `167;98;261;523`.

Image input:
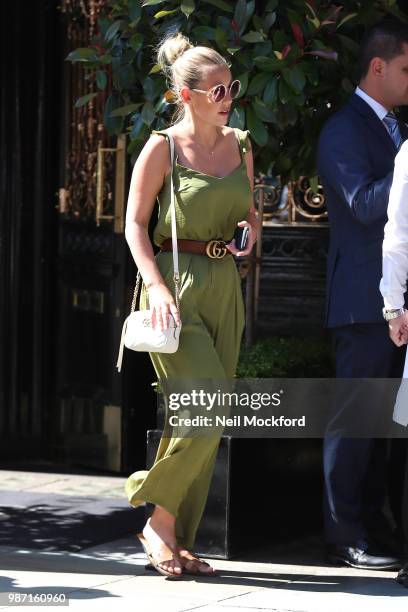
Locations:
382;306;406;321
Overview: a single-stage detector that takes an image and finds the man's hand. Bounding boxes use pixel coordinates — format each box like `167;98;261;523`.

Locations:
388;310;408;346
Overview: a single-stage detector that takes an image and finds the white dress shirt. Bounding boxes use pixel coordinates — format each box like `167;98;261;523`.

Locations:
380;141;408;426
355;86;389;122
380;140;408;309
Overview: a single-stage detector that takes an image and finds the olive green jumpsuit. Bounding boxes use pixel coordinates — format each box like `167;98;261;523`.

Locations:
125;127;251;549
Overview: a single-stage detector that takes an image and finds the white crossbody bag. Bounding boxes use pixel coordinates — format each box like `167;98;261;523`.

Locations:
116;133;181;372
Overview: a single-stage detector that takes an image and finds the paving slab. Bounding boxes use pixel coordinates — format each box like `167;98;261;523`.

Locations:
0;470;125;497
1;468;408;611
0;535;407;612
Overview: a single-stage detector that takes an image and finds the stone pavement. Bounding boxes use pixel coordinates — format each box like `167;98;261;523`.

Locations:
0;467;407;611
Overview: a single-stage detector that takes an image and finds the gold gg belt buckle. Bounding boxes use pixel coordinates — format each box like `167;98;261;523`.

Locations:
205;239;228;259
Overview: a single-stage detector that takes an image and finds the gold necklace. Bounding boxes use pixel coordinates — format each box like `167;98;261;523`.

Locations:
194;128;222;156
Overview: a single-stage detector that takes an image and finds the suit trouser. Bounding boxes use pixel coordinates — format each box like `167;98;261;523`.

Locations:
324;322;406;545
402;451;408;555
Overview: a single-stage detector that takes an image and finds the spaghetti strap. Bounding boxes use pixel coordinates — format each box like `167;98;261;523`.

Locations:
151;129;169;139
233;128;251;161
151;129;173;167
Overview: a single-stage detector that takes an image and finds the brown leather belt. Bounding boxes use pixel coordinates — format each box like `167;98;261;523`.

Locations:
161;238;231;259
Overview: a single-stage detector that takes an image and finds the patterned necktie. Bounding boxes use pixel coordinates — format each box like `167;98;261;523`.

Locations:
383;112;403;149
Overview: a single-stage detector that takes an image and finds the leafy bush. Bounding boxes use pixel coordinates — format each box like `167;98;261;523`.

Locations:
67;0;408;181
236;336;334;377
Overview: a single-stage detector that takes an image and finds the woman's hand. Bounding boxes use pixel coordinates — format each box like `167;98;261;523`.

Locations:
147;281;180;330
227;219;257;257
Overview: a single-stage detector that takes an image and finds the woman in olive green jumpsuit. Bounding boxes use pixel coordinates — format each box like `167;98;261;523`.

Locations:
124;32;258;578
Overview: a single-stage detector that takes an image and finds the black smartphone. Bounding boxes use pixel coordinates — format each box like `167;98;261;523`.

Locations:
232;226;249;251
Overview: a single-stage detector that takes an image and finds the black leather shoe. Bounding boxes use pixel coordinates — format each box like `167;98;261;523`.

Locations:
396;563;408;586
326;543;402;570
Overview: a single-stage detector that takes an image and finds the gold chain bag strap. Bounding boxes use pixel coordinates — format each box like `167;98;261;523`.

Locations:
116;133;181;372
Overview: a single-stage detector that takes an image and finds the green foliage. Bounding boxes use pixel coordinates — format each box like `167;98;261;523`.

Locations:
236;336;334;378
67;0;408;176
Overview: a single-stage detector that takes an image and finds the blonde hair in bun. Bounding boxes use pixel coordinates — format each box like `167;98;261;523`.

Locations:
157;32;193;71
156;31;229;123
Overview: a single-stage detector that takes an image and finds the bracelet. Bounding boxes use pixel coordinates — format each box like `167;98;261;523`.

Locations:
382;306;406;321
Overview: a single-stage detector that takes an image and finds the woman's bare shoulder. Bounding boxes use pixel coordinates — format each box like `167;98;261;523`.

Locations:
222;126;237;136
140;131;170;163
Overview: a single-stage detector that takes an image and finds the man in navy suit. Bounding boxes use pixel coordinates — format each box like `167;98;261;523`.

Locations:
317;18;408;570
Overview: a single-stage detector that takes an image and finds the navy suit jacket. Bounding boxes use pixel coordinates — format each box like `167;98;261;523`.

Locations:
317;93;403;328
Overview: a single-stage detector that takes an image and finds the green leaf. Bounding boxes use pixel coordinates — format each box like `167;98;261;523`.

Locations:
129;33;144;53
282;66;306;94
252;98;277;123
247;72;270;96
305;1;318;20
193;26;217;41
130;113;145;139
278;78;293;104
279;103;298;126
274;154;292;174
155;96;168;113
241;31;265;43
247;1;255;22
337;34;359;56
264;11;276;30
110;103;142;117
141;101;156;126
154;9;178;19
104;20;123;43
252;15;264;31
293;92;305;107
104;93;124;135
235;72;249;98
96;70;107;90
143;76;163;101
253;41;272;56
303;63;319;86
266;0;278;10
181;0;195;17
97;16;110;38
273;31;287;49
75;92;98;108
215;26;228;49
142;0;166;6
309;175;319;194
114;64;136;91
247;106;268;146
234;0;247;34
253;56;283;72
149;64;161;74
99;54;112;65
66;48;99;62
203;0;233;11
306;14;320;30
284;44;302;64
128;0;142;21
229;105;245;130
338;13;358;28
263;77;278;105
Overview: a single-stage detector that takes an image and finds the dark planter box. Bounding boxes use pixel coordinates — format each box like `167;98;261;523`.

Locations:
146;430;324;559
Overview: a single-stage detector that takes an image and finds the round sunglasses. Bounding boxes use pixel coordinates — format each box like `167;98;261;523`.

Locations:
191;79;241;103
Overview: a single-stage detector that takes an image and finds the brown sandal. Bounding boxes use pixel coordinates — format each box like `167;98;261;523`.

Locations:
181;555;218;576
137;533;183;580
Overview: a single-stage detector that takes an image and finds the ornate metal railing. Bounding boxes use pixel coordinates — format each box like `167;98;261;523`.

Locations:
59;0;116;224
240;176;328;345
254;176;327;225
